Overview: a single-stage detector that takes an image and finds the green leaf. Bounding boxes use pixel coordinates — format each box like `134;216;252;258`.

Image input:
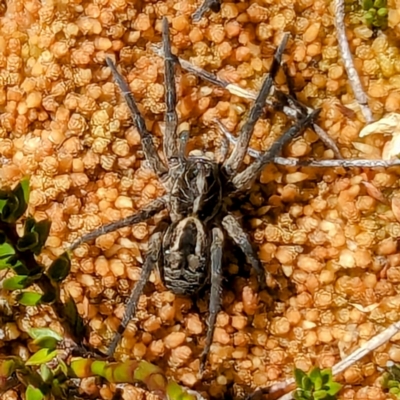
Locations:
373;0;386;8
0;242;15;258
51;378;68;398
40;364;53;383
313;390;328;400
32;336;59;350
55;359;69;376
11;259;30;275
320;369;333;385
0;256;13;270
377;7;388;16
362;0;374;9
40;290;56;304
32;220;51;254
3;275;28;290
11;178;30;221
27;264;44;278
389;365;400;381
63;298;85;340
47;252;71;282
302;376;312;391
309;367;322;388
0;197;8;214
388;379;400;388
17;292;42;306
295;368;307;387
166;380;197;400
25;385;44;400
25;348;57;366
326;381;342;396
0;194;19;222
24;216;36;234
28;327;63;341
0;358;18;377
17;232;39;252
293;392;303;400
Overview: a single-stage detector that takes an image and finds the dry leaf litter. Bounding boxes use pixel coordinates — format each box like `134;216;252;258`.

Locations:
1;0;400;399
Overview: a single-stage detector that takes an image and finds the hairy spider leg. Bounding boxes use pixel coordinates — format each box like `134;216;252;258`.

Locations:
106;58;167;177
214;119;261;159
68;197;167;251
221;214;266;286
107;222;168;357
233;109;321;191
192;0;221;22
161;17;180;166
222;33;289;177
199;226;224;373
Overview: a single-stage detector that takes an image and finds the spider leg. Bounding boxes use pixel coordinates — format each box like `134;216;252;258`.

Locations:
107;221;167;357
200;226;224;373
192;0;221;22
214;119;260;159
221;214;266;286
161;17;180;166
232;109;321;191
222;34;289;177
68;197;167;251
106;58;167;177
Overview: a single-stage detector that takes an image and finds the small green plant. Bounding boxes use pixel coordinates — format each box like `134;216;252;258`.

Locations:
294;367;342;400
0;178;83;342
382;363;400;398
361;0;388;30
0;179;200;400
0;327;197;400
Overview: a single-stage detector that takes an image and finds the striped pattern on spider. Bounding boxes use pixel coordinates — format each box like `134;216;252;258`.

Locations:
68;17;319;372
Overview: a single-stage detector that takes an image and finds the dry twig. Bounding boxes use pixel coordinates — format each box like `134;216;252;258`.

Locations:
215;119;400;168
270;321;400;399
333;0;374;123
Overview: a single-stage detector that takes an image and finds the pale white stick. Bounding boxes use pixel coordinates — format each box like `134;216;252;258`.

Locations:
270;321;400;399
215;119;400;168
334;0;374;123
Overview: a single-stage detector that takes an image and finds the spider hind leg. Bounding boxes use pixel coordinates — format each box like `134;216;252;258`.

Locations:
200;226;224;373
106;222;167;357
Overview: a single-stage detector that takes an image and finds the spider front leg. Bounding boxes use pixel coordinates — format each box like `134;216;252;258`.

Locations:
107;222;167;357
68;197;167;251
106;58;167;178
232;109;321;191
221;214;266;287
161;17;180;166
222;33;289;177
200;227;224;373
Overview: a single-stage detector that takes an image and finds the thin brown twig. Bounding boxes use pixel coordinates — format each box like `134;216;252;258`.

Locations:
270;321;400;399
215;119;400;168
333;0;374;124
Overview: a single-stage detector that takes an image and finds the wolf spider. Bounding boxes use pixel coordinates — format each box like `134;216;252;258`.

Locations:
69;18;319;371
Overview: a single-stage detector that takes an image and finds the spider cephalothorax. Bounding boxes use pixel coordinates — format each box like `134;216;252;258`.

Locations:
69;17;319;372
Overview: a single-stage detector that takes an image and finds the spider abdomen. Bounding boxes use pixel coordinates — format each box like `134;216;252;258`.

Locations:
163;216;209;295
